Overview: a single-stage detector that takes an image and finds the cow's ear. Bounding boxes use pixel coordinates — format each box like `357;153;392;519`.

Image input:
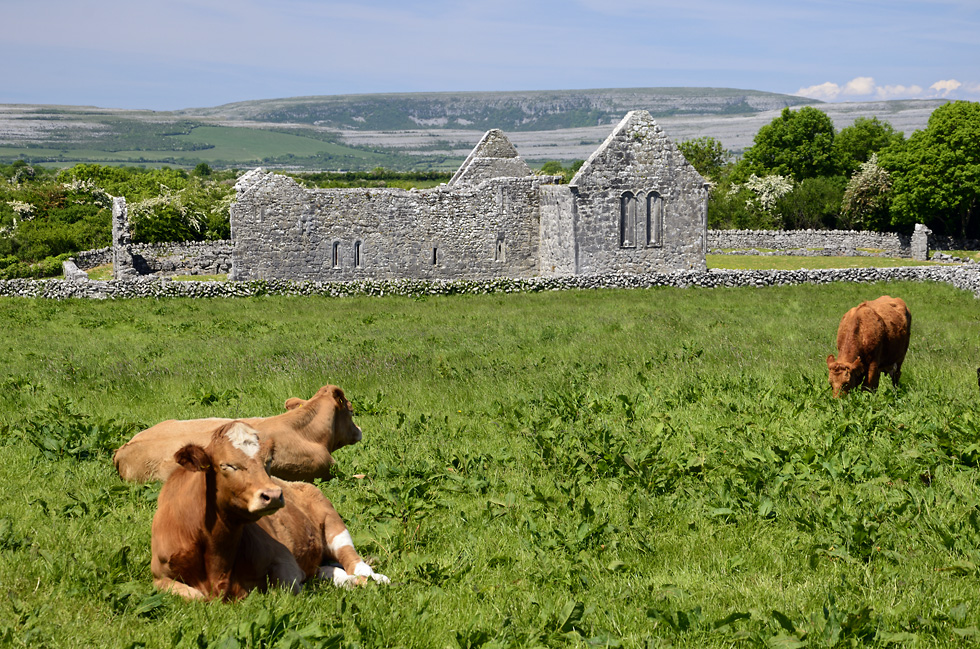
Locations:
827;354;836;367
284;397;306;411
175;444;212;472
331;386;347;407
259;438;275;466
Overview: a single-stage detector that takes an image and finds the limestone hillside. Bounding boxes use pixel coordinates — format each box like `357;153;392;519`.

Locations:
178;87;812;131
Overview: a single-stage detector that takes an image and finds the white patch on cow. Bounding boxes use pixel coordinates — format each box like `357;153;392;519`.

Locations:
353;561;390;583
225;423;260;457
328;530;354;555
320;565;358;588
353;561;372;577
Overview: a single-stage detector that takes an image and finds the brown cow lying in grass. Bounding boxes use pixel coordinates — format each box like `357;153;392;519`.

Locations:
114;385;361;483
827;295;911;397
152;421;388;600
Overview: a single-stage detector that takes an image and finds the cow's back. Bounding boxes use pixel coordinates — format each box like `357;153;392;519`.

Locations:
866;295;911;365
836;303;886;362
114;417;264;482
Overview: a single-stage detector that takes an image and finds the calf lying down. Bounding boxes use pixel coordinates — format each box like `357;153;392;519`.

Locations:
115;385;362;483
151;421;388;600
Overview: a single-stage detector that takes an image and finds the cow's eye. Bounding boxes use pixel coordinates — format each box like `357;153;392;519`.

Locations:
220;463;239;472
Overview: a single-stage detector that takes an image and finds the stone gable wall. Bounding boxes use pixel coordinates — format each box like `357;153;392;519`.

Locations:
567;112;708;274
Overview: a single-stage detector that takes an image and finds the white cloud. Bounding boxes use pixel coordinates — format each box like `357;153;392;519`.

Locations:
930;79;962;95
795;81;843;101
843;77;876;96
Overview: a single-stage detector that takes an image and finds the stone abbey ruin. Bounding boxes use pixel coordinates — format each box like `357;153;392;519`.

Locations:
221;110;709;282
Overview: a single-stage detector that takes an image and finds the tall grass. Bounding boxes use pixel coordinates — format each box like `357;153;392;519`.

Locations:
1;281;978;647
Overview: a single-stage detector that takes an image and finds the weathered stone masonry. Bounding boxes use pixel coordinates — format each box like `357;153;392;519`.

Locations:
229;111;709;281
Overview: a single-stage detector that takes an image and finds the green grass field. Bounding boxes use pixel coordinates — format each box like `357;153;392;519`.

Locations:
1;281;979;647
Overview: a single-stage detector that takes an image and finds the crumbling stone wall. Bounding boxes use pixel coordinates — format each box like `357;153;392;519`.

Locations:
230;171;544;281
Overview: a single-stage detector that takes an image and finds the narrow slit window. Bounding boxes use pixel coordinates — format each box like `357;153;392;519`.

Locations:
354;241;362;268
432;247;438;266
332;241;341;268
647;193;664;247
620;192;636;248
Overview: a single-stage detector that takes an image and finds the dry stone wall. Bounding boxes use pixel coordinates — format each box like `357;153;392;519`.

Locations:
3;265;978;300
708;229;912;255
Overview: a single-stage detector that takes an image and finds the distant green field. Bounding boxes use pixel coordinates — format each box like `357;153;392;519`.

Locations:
0;125;396;170
171;126;385;163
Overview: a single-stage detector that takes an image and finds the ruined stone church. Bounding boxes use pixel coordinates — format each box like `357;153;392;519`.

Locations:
227;110;708;281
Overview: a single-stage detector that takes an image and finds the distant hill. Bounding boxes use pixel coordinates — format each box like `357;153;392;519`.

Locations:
179;87;814;132
0;88;947;171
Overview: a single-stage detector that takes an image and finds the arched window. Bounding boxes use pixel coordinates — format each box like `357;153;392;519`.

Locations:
646;193;664;247
620;192;636;248
332;241;341;269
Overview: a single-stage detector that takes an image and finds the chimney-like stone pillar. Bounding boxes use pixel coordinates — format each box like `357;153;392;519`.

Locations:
112;196;136;279
911;223;931;261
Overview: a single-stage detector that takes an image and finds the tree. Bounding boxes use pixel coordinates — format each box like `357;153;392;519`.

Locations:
881;101;980;237
841;154;892;230
776;176;848;230
740;107;839;181
834;117;903;175
677;136;731;181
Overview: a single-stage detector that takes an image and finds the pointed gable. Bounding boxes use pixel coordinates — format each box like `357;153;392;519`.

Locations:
569;110;704;190
449;129;533;186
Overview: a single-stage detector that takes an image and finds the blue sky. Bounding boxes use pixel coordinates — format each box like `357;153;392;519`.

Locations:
2;0;978;110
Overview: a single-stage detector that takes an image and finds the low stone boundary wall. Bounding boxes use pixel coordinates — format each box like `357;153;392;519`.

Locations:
708;229;978;257
72;247;113;270
708;229;911;255
2;266;977;300
71;241;234;276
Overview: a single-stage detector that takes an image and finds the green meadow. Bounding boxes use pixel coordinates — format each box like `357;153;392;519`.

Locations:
0;125;460;171
1;280;979;647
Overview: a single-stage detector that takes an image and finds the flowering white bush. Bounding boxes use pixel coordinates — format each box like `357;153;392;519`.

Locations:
740;174;795;212
62;178;112;208
842;154;892;229
9;200;34;220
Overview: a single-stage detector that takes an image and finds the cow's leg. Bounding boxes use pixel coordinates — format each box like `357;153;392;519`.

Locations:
865;362;881;391
289;482;389;586
266;555;306;594
323;509;390;585
154;577;207;601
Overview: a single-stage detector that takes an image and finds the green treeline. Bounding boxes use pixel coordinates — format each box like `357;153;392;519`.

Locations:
675;100;980;239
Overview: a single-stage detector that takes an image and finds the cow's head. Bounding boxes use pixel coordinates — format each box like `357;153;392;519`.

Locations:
826;355;864;397
174;422;283;521
284;384;363;452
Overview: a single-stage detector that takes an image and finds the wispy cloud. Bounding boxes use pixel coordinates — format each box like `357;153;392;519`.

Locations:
930;79;962;95
795;76;978;101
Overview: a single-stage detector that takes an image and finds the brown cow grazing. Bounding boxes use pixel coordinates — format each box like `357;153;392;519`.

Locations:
151;421;389;600
114;385;361;483
827;295;911;397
